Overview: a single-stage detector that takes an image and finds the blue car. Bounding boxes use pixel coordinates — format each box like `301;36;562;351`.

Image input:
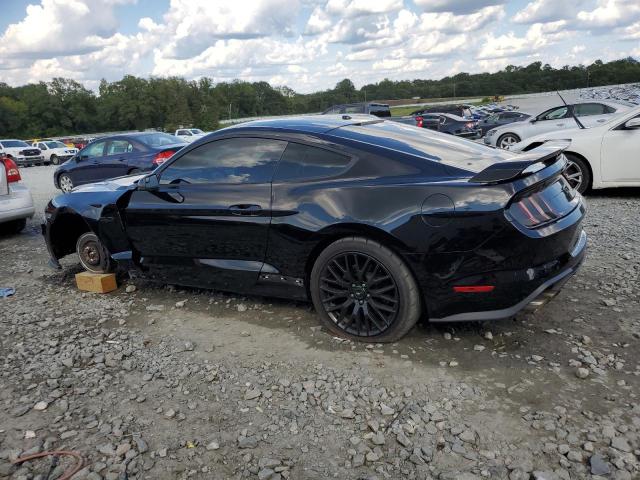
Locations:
54;132;187;192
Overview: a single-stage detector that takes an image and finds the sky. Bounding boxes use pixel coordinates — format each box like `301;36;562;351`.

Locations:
0;0;639;93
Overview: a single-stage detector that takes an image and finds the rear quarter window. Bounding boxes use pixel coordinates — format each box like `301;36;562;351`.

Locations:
274;143;351;182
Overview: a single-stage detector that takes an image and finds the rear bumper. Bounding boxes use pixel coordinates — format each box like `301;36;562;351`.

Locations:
428;229;587;322
0;184;35;223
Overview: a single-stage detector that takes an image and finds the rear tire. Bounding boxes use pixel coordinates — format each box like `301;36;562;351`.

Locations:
497;133;520;149
76;232;112;274
51;155;59;165
564;153;591;194
310;237;422;342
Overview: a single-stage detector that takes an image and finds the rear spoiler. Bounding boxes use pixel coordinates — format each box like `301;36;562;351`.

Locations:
469;141;569;184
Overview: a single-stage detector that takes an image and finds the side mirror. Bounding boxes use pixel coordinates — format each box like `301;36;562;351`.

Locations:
138;174;159;191
624;117;640;129
530;118;537;123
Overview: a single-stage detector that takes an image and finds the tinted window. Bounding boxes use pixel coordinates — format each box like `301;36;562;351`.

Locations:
343;105;364;114
45;141;65;148
274;143;350;182
83;141;106;158
573;103;606;116
160;137;286;185
369;105;391;118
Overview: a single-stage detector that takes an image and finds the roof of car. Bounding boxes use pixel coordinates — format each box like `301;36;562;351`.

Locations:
223;114;383;134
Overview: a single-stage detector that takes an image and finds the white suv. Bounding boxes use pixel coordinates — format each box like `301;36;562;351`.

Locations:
0;139;44;166
33;140;78;165
484;102;626;148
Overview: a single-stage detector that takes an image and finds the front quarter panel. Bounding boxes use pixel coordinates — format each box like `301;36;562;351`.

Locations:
45;187;134;261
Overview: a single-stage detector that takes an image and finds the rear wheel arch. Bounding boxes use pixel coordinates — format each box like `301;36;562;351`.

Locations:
304;225;412;283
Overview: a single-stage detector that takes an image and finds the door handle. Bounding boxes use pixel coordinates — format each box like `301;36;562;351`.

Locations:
229;204;262;215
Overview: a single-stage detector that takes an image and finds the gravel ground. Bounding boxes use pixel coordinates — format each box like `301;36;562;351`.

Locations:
1;166;639;480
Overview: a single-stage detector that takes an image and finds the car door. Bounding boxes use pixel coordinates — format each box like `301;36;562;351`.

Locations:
600;113;640;182
71;140;107;185
99;139;135;179
123;136;287;291
530;106;574;136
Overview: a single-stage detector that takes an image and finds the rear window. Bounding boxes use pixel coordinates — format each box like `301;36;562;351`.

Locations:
139;133;184;147
334;120;511;174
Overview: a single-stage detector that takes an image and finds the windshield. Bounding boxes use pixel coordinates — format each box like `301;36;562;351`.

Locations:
2;140;29;148
45;141;67;148
139;133;185;147
189;129;204;134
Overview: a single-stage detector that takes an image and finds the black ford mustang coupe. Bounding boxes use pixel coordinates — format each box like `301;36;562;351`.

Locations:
43;115;586;342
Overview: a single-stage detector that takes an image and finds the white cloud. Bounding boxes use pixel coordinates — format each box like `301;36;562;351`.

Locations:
325;0;403;18
576;0;640;30
413;0;506;14
0;0;134;59
418;5;505;33
514;0;588;24
476;21;569;60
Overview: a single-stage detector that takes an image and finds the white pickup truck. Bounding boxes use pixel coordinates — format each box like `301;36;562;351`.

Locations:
0;156;35;233
32;140;78;165
174;128;208;143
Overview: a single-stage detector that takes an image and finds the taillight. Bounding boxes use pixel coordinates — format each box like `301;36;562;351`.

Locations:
415;116;423;128
153;150;175;166
508;177;577;228
1;157;21;183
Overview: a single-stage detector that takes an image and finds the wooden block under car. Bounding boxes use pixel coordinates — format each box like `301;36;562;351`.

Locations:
75;271;117;293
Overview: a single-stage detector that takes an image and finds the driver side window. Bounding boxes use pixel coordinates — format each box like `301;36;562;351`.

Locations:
160;137;287;185
83;141;106;159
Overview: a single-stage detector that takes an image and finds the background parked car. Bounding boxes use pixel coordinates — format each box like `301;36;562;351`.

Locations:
510;105;640;193
174;128;208;142
485;101;626;148
32;140;78;165
0;140;44;167
411;104;472;118
477;111;531;136
416;113;480;138
54;132;186;193
0;155;34;233
322;102;392;117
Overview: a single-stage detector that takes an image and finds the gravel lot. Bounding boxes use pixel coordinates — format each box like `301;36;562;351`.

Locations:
1;165;639;480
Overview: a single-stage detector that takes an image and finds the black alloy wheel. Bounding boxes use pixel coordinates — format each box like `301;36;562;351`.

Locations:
310;237;421;342
76;232;112;273
319;252;399;336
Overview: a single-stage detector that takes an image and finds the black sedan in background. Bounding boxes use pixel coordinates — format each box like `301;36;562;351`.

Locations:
477;111;531;136
54;132;187;192
417;113;481;138
43;116;586;342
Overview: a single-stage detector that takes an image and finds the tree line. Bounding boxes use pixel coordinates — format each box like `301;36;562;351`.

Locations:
0;57;638;139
